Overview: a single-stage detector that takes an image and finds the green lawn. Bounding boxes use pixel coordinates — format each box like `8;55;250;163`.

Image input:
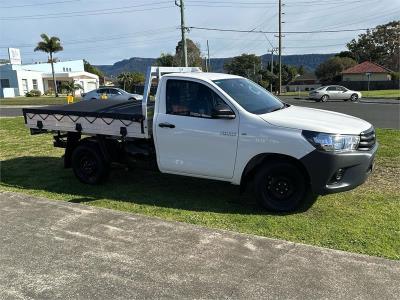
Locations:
0;96;77;106
361;90;400;98
0;117;399;260
283;89;400;99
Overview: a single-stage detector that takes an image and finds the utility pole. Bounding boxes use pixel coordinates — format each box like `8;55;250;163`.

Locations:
270;48;274;93
207;40;211;72
175;0;188;67
278;0;282;95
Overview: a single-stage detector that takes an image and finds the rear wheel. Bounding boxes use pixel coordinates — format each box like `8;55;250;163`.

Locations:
71;144;109;184
320;95;329;102
350;93;358;102
254;161;314;212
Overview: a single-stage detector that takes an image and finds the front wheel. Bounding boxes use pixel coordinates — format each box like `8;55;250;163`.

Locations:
71;144;109;184
350;94;358;102
254;161;315;212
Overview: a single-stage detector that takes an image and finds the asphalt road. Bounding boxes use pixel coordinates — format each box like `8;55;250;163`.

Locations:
1;98;399;129
1;191;399;299
280;97;399;129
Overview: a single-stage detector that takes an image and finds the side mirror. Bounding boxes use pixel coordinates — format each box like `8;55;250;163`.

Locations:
211;104;235;119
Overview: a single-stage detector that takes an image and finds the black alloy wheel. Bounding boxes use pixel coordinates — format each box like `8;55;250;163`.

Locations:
254;161;313;212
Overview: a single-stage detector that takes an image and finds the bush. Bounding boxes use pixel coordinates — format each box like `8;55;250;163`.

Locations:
44;89;53;96
25;89;42;97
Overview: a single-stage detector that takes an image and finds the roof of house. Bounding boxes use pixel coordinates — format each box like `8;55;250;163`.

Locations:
342;61;392;74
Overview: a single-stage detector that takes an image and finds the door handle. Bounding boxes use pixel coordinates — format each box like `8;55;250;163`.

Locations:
158;122;175;128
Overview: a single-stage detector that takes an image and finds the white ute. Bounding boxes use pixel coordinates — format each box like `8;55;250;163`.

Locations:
23;67;377;212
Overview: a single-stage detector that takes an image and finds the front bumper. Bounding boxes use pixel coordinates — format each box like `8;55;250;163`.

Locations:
300;143;378;195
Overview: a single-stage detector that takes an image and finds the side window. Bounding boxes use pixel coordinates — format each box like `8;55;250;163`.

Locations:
166;80;226;118
109;89;119;95
326;86;336;91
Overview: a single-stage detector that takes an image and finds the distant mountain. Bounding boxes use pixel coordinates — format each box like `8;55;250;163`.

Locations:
97;57;156;76
96;53;335;76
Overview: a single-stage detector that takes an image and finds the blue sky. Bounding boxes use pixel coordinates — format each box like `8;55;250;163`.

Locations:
0;0;399;65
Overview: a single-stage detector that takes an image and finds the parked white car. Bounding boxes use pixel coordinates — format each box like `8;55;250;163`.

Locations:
81;87;143;101
309;86;362;102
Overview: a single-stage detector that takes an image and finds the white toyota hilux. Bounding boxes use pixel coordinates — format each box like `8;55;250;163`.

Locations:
23;67;377;212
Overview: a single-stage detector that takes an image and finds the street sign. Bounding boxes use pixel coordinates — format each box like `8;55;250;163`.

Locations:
8;48;21;65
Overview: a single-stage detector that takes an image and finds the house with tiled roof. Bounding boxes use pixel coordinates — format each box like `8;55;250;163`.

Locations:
342;61;392;82
286;73;321;92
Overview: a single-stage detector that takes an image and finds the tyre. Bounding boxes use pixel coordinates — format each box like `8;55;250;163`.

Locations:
71;144;109;184
254;161;314;212
350;93;358;102
320;95;329;102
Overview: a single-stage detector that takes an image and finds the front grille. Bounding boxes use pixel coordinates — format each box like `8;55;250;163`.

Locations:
358;127;376;151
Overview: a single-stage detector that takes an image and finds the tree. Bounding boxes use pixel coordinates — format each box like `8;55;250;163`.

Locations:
117;72;145;91
84;60;104;77
224;54;261;81
347;21;400;70
34;33;63;97
60;82;83;96
335;51;356;60
130;72;145;85
315;56;357;83
156;53;175;67
297;65;305;75
117;72;132;90
174;39;202;67
224;54;300;90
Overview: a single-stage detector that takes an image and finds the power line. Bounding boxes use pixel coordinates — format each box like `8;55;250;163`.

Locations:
187;0;366;5
187;26;371;34
0;0;81;9
0;2;174;20
0;27;177;49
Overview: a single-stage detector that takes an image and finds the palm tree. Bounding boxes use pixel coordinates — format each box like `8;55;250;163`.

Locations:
34;33;63;97
117;72;132;91
60;82;83;97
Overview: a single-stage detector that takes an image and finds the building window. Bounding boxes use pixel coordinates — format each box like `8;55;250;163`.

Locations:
32;79;38;90
69;68;72;72
63;67;66;72
22;79;28;93
0;79;10;88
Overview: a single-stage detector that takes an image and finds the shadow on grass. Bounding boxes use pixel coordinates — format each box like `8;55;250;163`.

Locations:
0;156;296;216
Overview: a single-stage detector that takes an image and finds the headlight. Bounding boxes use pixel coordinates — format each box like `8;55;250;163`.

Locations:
302;130;360;152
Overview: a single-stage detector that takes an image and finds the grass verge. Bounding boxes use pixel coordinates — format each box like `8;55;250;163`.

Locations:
0;96;77;106
0;117;399;260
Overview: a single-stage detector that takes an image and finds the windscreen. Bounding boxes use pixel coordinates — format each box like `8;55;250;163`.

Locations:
213;78;284;114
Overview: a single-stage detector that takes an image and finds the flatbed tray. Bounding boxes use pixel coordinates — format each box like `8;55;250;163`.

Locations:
23;100;154;139
23;99;146;122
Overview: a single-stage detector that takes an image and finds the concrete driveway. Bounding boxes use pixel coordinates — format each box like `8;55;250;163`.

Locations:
0;191;399;299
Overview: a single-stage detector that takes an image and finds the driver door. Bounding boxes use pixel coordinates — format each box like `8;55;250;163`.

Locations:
155;79;239;179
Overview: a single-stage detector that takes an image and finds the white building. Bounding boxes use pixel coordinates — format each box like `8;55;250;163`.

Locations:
0;59;99;98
